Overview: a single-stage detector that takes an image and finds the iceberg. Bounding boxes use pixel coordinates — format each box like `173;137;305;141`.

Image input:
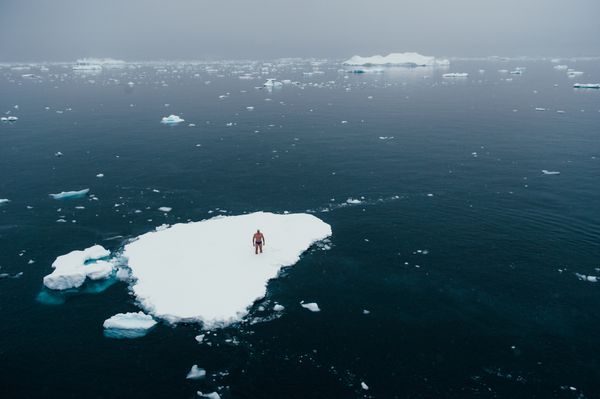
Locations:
573;83;600;89
103;311;157;339
263;78;283;88
122;212;331;327
49;189;90;200
43;245;113;290
161;115;185;124
186;365;206;380
343;52;449;67
300;302;320;312
442;73;469;78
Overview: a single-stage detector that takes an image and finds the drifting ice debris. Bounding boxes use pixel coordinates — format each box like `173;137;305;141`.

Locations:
0;272;23;279
535;108;546;111
442;73;468;78
96;173;104;178
573;83;600;89
343;52;449;66
161;114;185;124
361;382;369;390
195;334;205;343
542;170;560;175
346;198;362;204
121;212;331;327
186;365;206;380
1;116;18;122
103;311;157;338
54;151;63;157
0;199;9;204
197;392;221;399
301;302;320;312
553;65;568;70
567;70;583;77
575;273;598;283
158;207;172;212
49;189;89;200
43;245;112;290
263;78;283;87
273;304;285;312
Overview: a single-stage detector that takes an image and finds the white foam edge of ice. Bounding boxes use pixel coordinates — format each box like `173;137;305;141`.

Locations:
121;211;331;328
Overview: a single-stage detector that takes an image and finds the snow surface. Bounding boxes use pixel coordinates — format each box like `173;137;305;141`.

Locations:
122;212;331;327
49;189;89;200
343;52;449;67
43;245;112;290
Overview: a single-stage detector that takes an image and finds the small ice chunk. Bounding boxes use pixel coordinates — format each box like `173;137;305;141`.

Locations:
442;73;468;78
43;245;112;290
158;207;172;212
535;108;546;111
542;170;560;175
161;115;185;124
361;382;369;390
186;365;206;380
96;173;104;178
197;392;221;399
362;309;370;315
49;189;90;200
346;198;362;204
103;311;157;338
273;304;285;312
301;302;320;312
573;83;600;89
0;199;10;205
195;334;205;343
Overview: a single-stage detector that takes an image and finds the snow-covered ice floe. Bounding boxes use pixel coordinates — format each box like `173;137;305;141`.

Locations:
122;212;331;327
161;114;185;124
442;73;469;78
343;52;449;67
300;302;320;312
103;311;157;339
542;170;560;175
573;83;600;89
49;188;89;200
43;245;114;290
186;365;206;380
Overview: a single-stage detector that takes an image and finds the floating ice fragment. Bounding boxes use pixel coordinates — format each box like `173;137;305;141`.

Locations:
197;392;221;399
573;83;600;89
161;115;184;124
195;334;205;343
301;302;320;312
361;382;369;390
103;311;157;338
96;173;104;178
43;245;112;290
575;273;598;283
362;309;370;315
443;73;468;78
542;170;560;175
0;199;10;205
186;365;206;380
346;198;362;204
273;304;285;312
158;207;172;212
263;78;282;87
535;108;546;111
49;189;89;200
343;52;449;66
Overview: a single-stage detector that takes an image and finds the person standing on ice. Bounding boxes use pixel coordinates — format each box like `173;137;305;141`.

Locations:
253;230;265;254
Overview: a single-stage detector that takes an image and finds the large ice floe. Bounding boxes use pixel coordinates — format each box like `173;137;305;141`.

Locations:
343;52;449;67
43;245;114;290
123;212;331;327
49;188;89;200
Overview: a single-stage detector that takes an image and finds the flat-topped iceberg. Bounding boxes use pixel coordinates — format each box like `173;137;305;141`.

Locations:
161;114;184;124
49;188;89;200
103;311;157;339
343;52;449;67
573;83;600;89
43;245;113;290
122;212;331;327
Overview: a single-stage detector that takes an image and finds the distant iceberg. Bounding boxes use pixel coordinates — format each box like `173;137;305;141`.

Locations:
343;52;449;67
43;245;113;290
442;73;469;78
1;116;18;122
161;114;185;124
49;188;90;200
122;212;331;328
573;83;600;89
263;78;283;88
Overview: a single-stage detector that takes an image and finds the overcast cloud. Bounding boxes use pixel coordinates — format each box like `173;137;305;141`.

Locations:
1;0;599;61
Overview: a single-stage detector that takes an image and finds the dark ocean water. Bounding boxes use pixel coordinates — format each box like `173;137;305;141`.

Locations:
0;58;599;398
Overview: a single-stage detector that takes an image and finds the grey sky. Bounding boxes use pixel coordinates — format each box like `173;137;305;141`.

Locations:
1;0;599;61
